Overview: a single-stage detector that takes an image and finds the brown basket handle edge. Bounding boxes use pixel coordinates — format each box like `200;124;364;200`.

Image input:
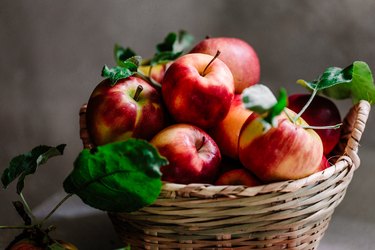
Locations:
341;100;371;170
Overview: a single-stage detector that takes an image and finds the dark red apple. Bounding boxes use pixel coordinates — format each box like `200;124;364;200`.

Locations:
86;76;168;146
288;94;342;155
150;124;221;184
215;168;261;186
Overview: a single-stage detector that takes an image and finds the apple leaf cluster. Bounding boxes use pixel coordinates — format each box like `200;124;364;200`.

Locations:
1;144;66;194
101;56;142;85
151;30;194;66
63;139;168;212
298;61;375;104
102;30;194;87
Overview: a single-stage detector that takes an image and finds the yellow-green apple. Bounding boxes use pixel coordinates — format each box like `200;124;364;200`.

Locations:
209;94;253;159
238;109;323;182
86;76;168;146
287;94;342;155
215;168;261;186
138;62;172;84
150;124;221;184
190;37;260;93
161;53;235;129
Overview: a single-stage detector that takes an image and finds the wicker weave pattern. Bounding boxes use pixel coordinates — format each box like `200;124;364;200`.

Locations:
80;100;371;250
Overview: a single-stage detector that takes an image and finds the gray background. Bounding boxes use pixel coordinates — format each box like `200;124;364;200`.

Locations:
1;0;374;249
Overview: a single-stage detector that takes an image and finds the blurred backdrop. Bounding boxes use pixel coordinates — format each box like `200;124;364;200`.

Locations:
1;0;374;249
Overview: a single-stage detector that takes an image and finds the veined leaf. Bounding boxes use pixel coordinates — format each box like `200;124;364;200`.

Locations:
264;88;288;127
242;84;277;114
241;84;287;130
297;61;375;104
150;30;194;66
114;44;137;67
101;56;142;85
1;144;66;194
63;139;168;213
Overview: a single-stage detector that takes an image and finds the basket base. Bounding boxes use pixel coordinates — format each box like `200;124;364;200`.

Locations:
108;212;332;250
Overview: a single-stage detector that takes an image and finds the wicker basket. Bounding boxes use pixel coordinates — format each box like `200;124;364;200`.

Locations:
79;100;371;250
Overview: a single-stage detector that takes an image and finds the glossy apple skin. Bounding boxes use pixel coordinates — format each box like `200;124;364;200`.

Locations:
215;168;261;186
190;37;260;94
209;95;252;159
9;240;44;250
317;155;331;172
86;76;167;146
150;124;221;184
288;94;342;155
239;109;323;182
162;53;234;129
138;62;172;84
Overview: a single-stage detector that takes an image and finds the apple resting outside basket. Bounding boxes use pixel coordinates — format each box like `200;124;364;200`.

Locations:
79;100;370;250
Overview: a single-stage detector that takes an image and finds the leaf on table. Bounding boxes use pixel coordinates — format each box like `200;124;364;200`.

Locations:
1;144;66;194
297;61;375;104
63;139;168;213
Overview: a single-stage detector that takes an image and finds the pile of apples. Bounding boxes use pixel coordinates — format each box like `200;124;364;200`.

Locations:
85;36;341;187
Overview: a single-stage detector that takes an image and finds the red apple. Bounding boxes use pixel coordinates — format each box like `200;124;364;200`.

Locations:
238;109;323;182
86;76;168;146
288;94;342;155
215;168;261;186
209;94;253;159
317;155;331;172
161;53;234;129
150;124;221;184
190;37;260;93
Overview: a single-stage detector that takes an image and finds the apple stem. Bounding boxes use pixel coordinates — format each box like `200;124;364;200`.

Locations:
197;136;206;151
301;123;342;130
202;50;221;76
292;87;318;123
133;85;144;102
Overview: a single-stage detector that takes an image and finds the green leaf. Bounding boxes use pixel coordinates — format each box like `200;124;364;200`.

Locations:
114;44;137;67
150;30;194;66
101;56;142;85
48;243;66;250
242;84;287;129
264;88;288;127
63;139;168;213
242;84;277;114
1;144;66;194
298;61;375;104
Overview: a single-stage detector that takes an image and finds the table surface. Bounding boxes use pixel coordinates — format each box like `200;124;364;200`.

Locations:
1;147;374;250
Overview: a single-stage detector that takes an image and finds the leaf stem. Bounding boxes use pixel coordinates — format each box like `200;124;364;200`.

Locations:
293;87;318;123
135;71;161;89
19;192;36;222
39;193;73;225
301;123;343;130
0;225;32;230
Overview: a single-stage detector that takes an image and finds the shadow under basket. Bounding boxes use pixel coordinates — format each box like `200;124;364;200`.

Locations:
79;100;371;250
